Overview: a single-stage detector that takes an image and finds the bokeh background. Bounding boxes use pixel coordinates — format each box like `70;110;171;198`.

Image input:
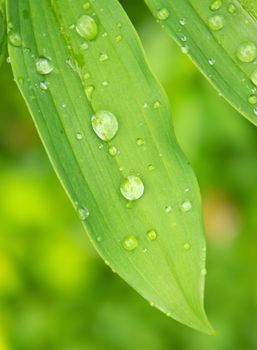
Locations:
1;1;257;349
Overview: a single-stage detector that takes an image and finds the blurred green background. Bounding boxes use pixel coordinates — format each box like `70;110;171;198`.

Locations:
1;1;257;349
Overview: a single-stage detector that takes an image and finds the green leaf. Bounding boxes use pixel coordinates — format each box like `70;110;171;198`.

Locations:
145;0;257;126
0;1;6;65
6;0;213;333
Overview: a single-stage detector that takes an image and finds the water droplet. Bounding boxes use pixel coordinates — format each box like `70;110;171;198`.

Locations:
250;69;257;86
153;101;161;109
80;41;89;51
83;2;91;10
236;41;256;63
227;3;236;13
157;8;170;20
76;132;83;140
208;58;216;65
117;22;122;29
6;56;11;64
208;15;224;31
116;34;123;42
148;164;155;171
209;0;222;11
8;31;22;47
254;107;257;115
181;45;189;54
91;110;118;141
76;15;98;40
120;175;144;201
183;242;191;250
122;235;138;251
83;72;91;80
248;95;257;104
102;32;108;38
147;230;157;241
136;137;145;146
108;145;118;156
126;201;133;209
180;200;192;212
165;206;172;213
180;35;187;42
35;57;53;75
179;18;186;25
99;52;109;62
96;236;102;242
85;85;94;101
143;102;149;109
39;81;49;91
78;206;90;220
102;80;109;87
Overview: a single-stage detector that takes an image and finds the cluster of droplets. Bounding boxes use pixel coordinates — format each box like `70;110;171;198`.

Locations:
207;0;257;112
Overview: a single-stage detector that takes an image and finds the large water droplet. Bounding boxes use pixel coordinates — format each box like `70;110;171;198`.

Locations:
35;57;53;75
91;110;118;141
8;31;22;47
251;69;257;86
76;15;98;40
236;41;256;63
208;15;224;31
147;230;157;241
120;175;144;201
248;95;257;104
122;235;138;251
157;8;170;20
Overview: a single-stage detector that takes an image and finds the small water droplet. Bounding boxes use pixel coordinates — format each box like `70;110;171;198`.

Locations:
35;57;53;75
120;175;144;201
102;32;108;38
250;69;257;86
122;235;138;251
126;201;133;209
77;206;90;220
83;2;91;10
80;41;89;51
76;132;83;140
116;34;123;42
8;31;22;47
96;236;102;242
180;35;187;42
148;164;155;171
227;3;236;13
157;8;170;20
99;52;109;62
136;137;145;146
180;200;192;212
108;145;118;156
85;85;95;101
236;41;256;63
91;110;118;141
183;242;191;250
83;72;91;80
165;206;172;213
6;56;11;63
39;81;49;90
248;95;257;104
181;45;189;54
147;229;157;241
208;15;224;31
254;107;257;115
179;18;186;25
153;100;161;109
102;80;109;87
208;58;216;65
209;0;222;11
76;15;98;40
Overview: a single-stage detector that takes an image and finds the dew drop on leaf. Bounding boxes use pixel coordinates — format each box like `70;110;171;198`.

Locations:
120;175;144;201
122;235;138;251
8;31;22;47
209;0;222;11
236;41;256;63
208;15;224;31
248;95;257;104
157;8;170;20
91;110;118;141
180;200;192;212
35;57;54;75
147;229;157;241
77;206;90;220
76;15;98;40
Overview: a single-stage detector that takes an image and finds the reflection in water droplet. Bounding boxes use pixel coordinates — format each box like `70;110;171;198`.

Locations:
122;235;138;251
236;41;256;63
35;57;53;75
181;200;192;212
147;230;157;241
120;175;144;201
91;110;118;141
208;15;224;31
157;8;170;20
76;15;98;40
